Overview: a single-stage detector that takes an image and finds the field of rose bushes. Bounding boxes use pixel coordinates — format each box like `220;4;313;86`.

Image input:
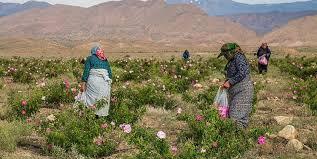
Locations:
273;56;317;115
0;55;305;158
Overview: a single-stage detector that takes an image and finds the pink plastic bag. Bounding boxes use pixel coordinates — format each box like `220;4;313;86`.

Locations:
259;56;268;65
214;87;229;118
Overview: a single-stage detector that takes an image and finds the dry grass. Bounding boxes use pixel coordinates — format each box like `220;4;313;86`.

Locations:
247;64;317;159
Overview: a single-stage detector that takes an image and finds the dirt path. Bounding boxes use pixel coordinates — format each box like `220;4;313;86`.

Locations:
246;65;317;158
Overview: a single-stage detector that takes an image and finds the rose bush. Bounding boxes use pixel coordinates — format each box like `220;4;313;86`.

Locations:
1;56;266;158
273;56;317;114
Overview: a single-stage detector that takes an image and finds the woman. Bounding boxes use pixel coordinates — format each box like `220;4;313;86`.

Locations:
76;46;112;117
218;43;254;128
256;43;271;74
183;50;190;61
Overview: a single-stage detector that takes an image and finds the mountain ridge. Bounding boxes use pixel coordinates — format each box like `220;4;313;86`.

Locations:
227;10;317;35
0;0;51;17
0;0;257;45
166;0;317;15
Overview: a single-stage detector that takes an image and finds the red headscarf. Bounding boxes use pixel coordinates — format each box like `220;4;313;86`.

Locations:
91;46;107;61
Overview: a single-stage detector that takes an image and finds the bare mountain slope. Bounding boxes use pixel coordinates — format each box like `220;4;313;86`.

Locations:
0;0;257;45
263;15;317;46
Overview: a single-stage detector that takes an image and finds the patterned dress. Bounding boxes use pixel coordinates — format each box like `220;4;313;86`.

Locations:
226;53;254;128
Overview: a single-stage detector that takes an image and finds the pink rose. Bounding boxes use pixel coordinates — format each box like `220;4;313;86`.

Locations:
258;136;266;145
21;100;27;107
101;123;108;129
93;136;104;146
21;110;27;115
120;124;132;134
63;80;70;89
195;115;204;121
90;105;96;110
171;146;178;154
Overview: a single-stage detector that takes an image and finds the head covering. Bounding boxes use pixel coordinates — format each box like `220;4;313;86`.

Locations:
91;46;106;61
218;43;242;61
261;43;268;49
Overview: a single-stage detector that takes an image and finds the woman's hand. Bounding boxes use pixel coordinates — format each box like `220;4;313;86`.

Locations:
81;82;87;92
222;81;231;89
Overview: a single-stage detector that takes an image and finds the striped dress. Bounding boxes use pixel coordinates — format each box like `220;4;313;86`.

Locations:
226;53;254;128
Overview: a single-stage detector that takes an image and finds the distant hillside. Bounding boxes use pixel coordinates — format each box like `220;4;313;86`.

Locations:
263;15;317;46
0;1;51;17
227;11;317;35
0;0;257;45
166;0;317;15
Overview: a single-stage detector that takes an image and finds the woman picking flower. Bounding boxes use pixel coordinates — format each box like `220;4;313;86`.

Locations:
218;43;254;128
76;45;112;117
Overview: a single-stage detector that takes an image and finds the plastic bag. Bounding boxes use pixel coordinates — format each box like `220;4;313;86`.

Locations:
214;87;229;118
258;55;268;65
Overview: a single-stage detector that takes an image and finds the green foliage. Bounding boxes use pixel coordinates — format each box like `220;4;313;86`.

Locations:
47;105;117;157
8;80;78;119
273;57;317;114
177;109;252;159
128;127;172;159
44;80;77;105
109;85;176;124
8;88;44;119
1;56;266;158
0;57;83;83
51;145;93;159
0;121;32;152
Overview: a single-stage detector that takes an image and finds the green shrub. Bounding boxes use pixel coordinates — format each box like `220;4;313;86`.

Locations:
8;88;44;119
127;127;172;159
108;85;176;124
273;57;317;114
51;146;93;159
44;80;76;105
47;105;117;157
177;109;252;158
0;121;32;152
8;79;78;119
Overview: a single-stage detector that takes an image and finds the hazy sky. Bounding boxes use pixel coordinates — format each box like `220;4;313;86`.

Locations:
0;0;313;7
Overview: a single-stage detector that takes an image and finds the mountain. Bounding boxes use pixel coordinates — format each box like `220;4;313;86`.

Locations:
166;0;317;15
227;11;317;35
263;15;317;46
0;0;257;45
0;1;51;17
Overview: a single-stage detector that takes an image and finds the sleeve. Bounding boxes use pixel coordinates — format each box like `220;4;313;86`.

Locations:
82;56;91;82
228;54;249;86
106;60;112;79
256;48;261;58
266;48;271;60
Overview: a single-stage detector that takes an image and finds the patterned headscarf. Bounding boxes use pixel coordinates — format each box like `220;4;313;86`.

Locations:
218;43;242;61
91;46;106;61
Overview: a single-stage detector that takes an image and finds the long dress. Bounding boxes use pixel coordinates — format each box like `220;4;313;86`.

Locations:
76;69;111;116
75;55;112;117
226;53;254;128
